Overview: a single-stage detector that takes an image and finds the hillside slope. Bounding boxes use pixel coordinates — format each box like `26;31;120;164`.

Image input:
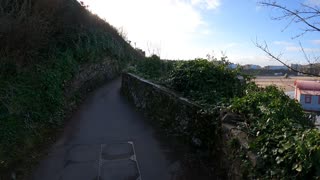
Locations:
0;0;142;178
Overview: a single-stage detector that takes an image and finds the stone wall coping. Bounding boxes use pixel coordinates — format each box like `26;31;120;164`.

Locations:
125;73;203;109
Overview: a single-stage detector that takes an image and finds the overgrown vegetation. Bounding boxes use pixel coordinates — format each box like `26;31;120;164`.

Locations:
231;85;320;179
129;56;248;107
0;0;141;177
130;56;320;179
165;59;246;106
129;56;249;177
129;54;176;81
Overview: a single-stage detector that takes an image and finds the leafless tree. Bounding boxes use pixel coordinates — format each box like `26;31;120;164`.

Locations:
257;1;320;76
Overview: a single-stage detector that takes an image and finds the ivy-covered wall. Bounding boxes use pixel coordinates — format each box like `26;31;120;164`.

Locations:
121;73;216;142
122;73;254;179
123;58;320;179
65;57;120;97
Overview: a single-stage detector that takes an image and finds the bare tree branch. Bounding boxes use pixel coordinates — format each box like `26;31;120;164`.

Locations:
254;40;320;77
256;1;320;77
299;42;311;64
260;1;320;32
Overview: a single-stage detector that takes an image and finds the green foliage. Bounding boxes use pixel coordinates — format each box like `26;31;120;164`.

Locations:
128;54;176;81
0;0;142;176
0;0;141;66
231;85;320;179
165;59;246;106
129;57;250;176
130;57;248;107
232;85;313;127
0;51;76;172
132;55;320;179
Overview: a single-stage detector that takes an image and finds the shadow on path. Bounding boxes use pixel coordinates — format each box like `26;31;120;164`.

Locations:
33;77;181;180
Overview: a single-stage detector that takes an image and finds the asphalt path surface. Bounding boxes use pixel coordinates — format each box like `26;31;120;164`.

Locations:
33;77;181;180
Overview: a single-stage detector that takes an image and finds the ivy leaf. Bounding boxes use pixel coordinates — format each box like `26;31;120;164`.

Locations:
283;142;291;150
296;164;302;172
276;156;284;164
256;131;260;136
293;163;302;172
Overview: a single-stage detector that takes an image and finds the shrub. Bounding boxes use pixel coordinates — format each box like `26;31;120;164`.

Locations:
165;59;247;106
231;85;320;179
128;54;176;80
130;57;248;107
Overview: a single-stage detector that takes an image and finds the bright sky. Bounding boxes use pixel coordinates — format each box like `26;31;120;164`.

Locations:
80;0;320;66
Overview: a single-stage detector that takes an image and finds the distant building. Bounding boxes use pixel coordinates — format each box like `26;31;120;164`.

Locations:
294;80;320;112
242;64;261;70
228;63;239;69
290;64;303;75
291;64;302;71
274;72;283;76
264;65;288;70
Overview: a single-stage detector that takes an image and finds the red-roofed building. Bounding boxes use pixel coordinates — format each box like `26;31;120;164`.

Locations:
294;80;320;111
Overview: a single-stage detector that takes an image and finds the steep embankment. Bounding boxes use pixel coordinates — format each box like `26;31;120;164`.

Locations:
0;0;142;178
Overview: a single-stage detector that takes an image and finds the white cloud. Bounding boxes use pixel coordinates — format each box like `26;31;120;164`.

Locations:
273;41;295;46
225;42;239;48
305;0;320;6
200;29;212;35
80;0;215;59
191;0;221;9
273;41;320;54
286;46;301;52
255;5;262;12
303;48;320;53
286;46;320;53
310;39;320;45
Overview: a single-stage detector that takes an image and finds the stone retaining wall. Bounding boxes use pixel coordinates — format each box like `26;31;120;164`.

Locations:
121;73;257;179
60;57;122;125
121;73;220;147
65;57;120;97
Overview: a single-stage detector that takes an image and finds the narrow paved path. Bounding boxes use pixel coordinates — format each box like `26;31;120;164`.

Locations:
33;77;181;180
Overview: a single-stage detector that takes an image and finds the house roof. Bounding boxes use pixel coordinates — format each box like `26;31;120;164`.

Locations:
300;90;320;96
294;80;320;91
